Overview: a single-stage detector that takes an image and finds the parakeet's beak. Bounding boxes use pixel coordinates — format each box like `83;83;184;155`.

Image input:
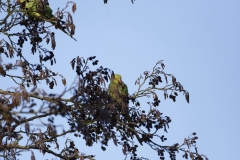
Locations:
118;79;122;84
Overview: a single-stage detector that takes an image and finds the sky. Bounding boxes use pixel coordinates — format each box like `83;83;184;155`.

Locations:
1;0;240;160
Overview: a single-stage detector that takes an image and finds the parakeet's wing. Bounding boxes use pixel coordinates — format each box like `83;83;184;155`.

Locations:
118;82;129;113
121;82;128;96
108;82;118;100
108;76;128;100
42;5;53;19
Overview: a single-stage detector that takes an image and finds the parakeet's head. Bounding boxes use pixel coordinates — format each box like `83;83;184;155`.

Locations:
112;74;122;84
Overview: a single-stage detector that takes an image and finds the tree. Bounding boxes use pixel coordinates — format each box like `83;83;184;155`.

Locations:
0;0;208;160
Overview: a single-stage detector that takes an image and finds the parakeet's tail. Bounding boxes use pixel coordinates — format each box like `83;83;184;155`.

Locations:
47;18;77;41
55;24;77;41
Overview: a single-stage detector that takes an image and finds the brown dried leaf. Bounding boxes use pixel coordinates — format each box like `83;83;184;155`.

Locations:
46;78;49;85
68;12;73;23
53;78;57;86
161;62;165;69
21;89;30;102
185;92;190;103
6;42;14;58
164;90;167;100
70;58;75;70
62;78;66;86
0;66;6;76
99;74;105;87
112;133;118;146
122;147;126;155
46;38;50;44
141;114;146;122
172;76;176;85
77;56;81;66
45;69;49;76
41;70;45;78
32;77;36;86
190;152;194;159
51;33;56;50
31;151;35;160
186;139;190;149
71;23;75;36
152;92;158;101
184;152;188;159
165;75;168;84
179;84;182;92
72;3;77;13
144;71;149;76
163;123;168;133
49;81;54;89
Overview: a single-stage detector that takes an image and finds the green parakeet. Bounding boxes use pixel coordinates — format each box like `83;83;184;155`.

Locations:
108;74;142;144
17;0;53;19
108;74;129;112
17;0;77;41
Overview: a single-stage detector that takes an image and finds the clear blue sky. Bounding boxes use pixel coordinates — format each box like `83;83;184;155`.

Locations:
2;0;240;159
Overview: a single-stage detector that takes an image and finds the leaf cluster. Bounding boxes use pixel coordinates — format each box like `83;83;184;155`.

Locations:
0;1;207;160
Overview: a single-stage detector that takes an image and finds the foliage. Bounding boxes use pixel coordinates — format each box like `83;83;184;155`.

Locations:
0;0;207;160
